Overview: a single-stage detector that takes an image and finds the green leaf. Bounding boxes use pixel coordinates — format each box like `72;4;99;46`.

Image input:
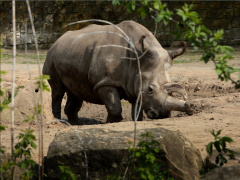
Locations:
214;141;222;152
112;0;120;6
141;11;146;19
148;173;154;180
214;29;224;41
153;148;159;153
126;3;134;13
153;1;159;10
0;71;7;75
219;139;226;152
177;10;187;22
156;13;163;22
216;129;222;136
206;142;213;155
0;104;10;112
31;142;37;149
146;154;156;163
131;3;136;11
0;90;3;96
0;125;6;131
220;136;233;143
216;69;222;76
135;151;141;157
34;104;42;114
218;154;227;166
35;75;50;92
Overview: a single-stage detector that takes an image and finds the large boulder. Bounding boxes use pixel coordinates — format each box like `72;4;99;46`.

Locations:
201;166;240;180
45;127;202;180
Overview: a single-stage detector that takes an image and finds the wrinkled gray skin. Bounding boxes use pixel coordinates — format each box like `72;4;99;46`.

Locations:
43;21;193;123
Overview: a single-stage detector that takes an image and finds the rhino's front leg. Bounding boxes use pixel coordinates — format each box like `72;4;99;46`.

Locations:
97;86;123;123
131;102;143;121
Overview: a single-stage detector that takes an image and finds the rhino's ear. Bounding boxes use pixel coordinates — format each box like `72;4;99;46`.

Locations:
137;35;156;59
138;35;147;52
169;42;187;60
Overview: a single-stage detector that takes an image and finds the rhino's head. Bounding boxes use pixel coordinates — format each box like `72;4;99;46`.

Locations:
135;36;188;119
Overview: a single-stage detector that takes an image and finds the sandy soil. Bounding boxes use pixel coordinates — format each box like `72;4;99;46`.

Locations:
0;48;240;167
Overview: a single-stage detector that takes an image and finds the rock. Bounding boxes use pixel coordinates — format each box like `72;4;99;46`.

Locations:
45;127;202;179
201;166;240;180
194;86;201;92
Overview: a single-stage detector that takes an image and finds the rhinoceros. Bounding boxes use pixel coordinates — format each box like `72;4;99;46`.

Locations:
43;20;193;123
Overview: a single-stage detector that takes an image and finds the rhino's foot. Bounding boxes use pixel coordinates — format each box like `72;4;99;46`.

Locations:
106;115;123;123
67;114;79;124
53;110;61;120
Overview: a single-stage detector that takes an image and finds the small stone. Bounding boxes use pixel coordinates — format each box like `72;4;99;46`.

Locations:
112;163;117;168
194;86;201;92
47;125;53;128
209;118;214;120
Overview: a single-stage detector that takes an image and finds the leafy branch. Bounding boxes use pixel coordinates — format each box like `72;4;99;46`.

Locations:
59;166;76;180
13;129;37;179
35;75;50;92
113;0;173;35
175;4;240;88
0;125;6;155
206;130;237;167
0;127;37;179
113;1;240;88
108;132;173;180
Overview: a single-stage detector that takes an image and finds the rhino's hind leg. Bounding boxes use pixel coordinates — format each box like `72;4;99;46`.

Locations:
64;90;83;123
48;78;66;120
97;87;123;123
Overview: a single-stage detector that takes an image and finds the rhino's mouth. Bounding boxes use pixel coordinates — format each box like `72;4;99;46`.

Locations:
145;108;170;119
146;109;159;119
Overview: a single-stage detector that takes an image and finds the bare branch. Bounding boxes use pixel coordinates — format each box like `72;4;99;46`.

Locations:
97;44;136;54
59;19;135;50
74;31;131;45
11;0;16;160
121;49;149;60
26;0;44;178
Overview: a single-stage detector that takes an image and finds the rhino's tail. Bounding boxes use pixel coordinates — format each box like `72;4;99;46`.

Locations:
42;50;53;76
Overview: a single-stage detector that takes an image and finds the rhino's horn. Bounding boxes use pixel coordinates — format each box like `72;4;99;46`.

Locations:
164;96;194;114
163;83;187;101
169;42;187;60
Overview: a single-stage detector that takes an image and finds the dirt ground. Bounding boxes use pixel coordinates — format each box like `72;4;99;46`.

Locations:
0;47;240;167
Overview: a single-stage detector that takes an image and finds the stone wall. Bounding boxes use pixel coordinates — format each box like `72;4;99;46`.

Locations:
0;1;240;49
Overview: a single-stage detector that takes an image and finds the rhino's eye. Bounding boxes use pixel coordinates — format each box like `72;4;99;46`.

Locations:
148;86;154;95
